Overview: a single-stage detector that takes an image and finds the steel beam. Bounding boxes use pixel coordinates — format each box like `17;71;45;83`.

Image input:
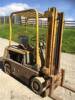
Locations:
53;13;64;75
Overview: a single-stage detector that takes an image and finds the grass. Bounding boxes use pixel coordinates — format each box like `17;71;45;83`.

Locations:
0;24;75;54
62;28;75;53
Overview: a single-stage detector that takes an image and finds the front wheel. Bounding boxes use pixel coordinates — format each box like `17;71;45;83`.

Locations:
4;63;11;75
30;77;45;95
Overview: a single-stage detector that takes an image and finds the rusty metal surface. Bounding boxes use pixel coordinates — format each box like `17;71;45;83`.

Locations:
3;58;38;84
45;8;57;75
54;13;64;75
3;7;75;99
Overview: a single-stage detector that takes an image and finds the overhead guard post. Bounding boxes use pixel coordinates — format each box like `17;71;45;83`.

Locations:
36;10;40;70
9;15;12;46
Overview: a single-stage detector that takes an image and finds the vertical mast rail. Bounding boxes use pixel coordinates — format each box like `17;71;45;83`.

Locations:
54;13;64;74
45;8;55;75
45;8;57;75
50;8;57;74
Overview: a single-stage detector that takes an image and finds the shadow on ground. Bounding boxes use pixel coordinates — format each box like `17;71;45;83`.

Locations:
0;57;4;70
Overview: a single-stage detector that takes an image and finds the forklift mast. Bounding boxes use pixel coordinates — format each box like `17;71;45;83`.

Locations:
45;8;64;76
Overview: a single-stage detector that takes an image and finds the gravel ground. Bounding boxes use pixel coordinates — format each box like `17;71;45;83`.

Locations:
0;38;75;100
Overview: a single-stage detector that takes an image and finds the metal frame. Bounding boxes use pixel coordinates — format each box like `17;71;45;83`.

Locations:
9;9;43;69
4;8;75;99
38;8;65;98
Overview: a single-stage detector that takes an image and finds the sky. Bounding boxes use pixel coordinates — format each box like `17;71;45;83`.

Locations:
0;0;75;20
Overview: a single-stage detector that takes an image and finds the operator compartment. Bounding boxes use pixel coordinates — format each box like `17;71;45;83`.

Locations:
7;44;35;67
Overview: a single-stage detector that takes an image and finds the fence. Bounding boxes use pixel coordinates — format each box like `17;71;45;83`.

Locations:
64;21;75;28
0;16;75;28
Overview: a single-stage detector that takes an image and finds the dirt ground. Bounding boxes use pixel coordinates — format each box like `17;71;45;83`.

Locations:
0;38;75;100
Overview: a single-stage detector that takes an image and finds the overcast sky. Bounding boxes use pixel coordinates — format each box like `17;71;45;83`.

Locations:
0;0;75;20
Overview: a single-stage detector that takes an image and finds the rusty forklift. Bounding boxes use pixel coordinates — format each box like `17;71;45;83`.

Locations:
3;8;75;99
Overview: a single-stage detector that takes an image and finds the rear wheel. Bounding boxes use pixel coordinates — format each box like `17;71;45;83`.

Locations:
30;77;45;95
4;63;11;75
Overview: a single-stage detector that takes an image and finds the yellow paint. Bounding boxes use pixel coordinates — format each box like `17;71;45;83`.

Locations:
8;47;29;55
36;10;41;69
9;16;12;46
9;9;41;70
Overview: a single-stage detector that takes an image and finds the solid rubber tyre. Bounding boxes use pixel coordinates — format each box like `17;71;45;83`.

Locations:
30;77;45;95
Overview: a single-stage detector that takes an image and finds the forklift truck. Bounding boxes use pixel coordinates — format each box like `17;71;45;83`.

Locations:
3;8;66;97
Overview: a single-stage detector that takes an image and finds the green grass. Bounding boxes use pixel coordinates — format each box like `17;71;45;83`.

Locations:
0;24;47;46
62;28;75;53
0;24;75;54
